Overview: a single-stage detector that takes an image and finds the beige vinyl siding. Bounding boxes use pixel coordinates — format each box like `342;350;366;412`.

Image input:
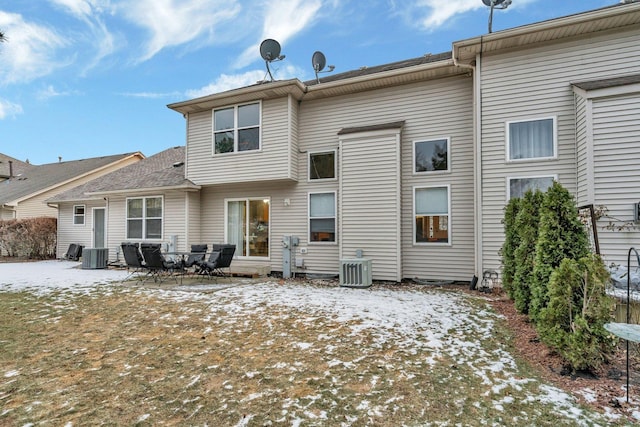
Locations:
56;201;105;258
186;191;202;247
479;28;640;274
103;191;189;261
592;93;640;264
186;98;295;185
299;74;474;280
575;94;590;205
339;130;402;281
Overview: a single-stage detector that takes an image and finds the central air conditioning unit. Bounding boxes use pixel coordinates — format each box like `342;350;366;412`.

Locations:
339;258;372;288
82;248;108;269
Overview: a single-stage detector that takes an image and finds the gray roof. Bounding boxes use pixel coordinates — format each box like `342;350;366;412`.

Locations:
0;154;33;179
572;73;640;91
0;152;139;206
305;52;453;86
48;146;195;202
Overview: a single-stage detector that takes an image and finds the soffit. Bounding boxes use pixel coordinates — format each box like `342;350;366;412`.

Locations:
453;4;640;64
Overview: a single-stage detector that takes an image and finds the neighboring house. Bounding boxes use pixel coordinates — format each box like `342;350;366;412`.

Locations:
0;152;144;221
48;147;200;259
53;2;640;282
0;154;32;183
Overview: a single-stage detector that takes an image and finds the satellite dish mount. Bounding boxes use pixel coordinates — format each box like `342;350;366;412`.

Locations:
482;0;512;33
311;51;335;84
260;39;285;82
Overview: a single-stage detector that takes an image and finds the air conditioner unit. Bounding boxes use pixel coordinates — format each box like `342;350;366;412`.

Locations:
82;248;108;269
339;258;372;288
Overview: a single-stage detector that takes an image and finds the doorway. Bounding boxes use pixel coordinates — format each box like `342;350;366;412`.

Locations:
93;207;106;248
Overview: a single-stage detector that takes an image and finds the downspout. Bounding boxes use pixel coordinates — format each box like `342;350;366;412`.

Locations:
453;45;483;281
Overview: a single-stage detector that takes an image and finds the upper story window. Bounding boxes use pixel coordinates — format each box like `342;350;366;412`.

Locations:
213;102;260;154
309;150;337;181
508;176;555;200
414;186;450;244
414;138;449;173
73;205;85;225
507;117;556;161
126;196;163;240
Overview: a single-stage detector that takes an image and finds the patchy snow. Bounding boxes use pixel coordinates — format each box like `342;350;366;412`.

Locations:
0;260;636;424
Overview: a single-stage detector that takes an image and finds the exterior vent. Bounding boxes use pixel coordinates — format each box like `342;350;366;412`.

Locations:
339;258;372;288
82;248;108;269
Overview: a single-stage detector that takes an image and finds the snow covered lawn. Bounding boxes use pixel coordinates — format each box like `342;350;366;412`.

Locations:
0;261;633;425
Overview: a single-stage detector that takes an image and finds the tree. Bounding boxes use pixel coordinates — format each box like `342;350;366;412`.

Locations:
537;254;617;371
512;189;544;314
500;197;521;298
529;181;590;321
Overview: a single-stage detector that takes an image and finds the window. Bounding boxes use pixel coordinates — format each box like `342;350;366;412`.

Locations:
214;102;260;154
508;176;555;200
226;198;270;258
309;150;336;180
126;196;163;239
507;117;556;161
73;205;85;225
309;192;336;243
414;138;449;173
414;186;450;244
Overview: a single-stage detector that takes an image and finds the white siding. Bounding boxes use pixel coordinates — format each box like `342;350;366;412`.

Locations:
186;98;296;185
339;130;402;281
56;201;105;258
592;93;640;265
575;94;590;205
479;28;640;274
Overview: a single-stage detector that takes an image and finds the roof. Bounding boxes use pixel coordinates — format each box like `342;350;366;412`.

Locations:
48;146;199;203
572;74;640;91
0;152;142;206
167;52;462;114
0;154;33;179
453;2;640;65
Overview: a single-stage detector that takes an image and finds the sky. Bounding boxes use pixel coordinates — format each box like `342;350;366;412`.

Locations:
0;0;618;165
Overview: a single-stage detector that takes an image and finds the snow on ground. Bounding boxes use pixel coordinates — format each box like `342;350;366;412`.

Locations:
0;260;634;424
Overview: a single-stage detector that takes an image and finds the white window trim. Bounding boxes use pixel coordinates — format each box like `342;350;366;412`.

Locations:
223;197;271;260
125;195;164;240
212;101;262;156
413;184;452;246
73;204;85;226
308;149;338;182
505;116;557;163
308;191;337;245
506;174;557;200
413;137;451;174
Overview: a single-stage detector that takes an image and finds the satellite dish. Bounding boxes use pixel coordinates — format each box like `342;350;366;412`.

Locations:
260;39;282;61
259;39;285;82
311;50;335;84
312;51;326;72
482;0;511;33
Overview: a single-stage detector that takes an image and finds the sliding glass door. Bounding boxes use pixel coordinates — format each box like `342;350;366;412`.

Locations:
226;198;270;258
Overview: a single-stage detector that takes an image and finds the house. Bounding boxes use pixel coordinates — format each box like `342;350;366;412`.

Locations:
0;152;144;221
52;2;640;282
47;147;199;258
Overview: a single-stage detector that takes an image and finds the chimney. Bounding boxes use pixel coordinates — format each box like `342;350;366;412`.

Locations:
8;160;13;178
58;156;62;163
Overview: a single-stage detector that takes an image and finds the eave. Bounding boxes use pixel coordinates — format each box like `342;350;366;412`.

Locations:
453;3;640;65
86;182;202;197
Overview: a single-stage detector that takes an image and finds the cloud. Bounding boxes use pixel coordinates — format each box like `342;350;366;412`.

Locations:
233;0;323;69
47;0;117;73
0;11;72;85
37;85;81;101
0;98;24;119
119;0;242;63
185;64;304;98
120;91;183;99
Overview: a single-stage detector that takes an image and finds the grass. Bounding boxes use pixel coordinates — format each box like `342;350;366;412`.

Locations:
0;282;625;426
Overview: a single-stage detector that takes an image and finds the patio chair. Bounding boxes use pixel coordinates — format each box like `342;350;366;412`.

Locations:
140;243;178;283
182;244;208;274
63;243;83;261
197;250;221;279
198;244;236;278
121;242;145;281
